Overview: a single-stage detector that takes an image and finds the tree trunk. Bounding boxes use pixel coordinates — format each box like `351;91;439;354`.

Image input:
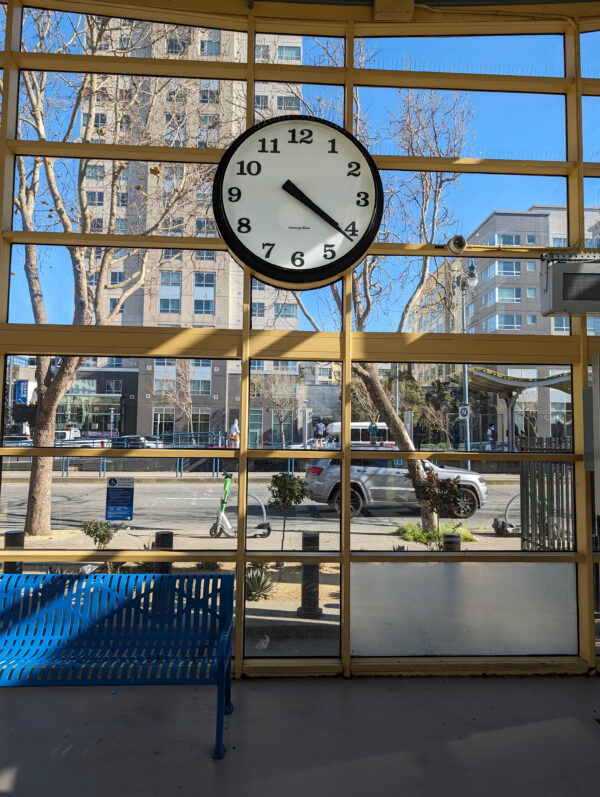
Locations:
280;512;287;551
24;403;56;537
355;362;438;532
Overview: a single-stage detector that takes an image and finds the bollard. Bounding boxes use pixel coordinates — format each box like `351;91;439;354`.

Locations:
154;531;173;574
442;531;461;552
4;530;25;574
297;530;322;619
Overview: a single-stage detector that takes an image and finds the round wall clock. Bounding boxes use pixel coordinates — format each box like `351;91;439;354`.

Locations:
212;115;383;285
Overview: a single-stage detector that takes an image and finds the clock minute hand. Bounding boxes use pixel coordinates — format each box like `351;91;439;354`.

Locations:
282;179;352;242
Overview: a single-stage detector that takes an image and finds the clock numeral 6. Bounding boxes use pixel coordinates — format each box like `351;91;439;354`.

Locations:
237;218;251;233
262;242;275;258
356;192;369;207
236;160;262;176
228;187;241;202
291;251;305;267
347;162;361;177
323;244;336;260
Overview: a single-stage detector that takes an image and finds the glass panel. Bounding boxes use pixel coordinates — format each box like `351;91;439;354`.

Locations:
351;562;578;655
254;33;345;67
249;360;342;450
9;246;242;329
247;458;340;551
355;34;564;77
583;96;600;163
356;87;566;160
253;81;344;126
250;276;342;332
379;171;567;247
345;458;574;552
581;31;600;79
0;457;239;550
2;356;241;446
0;5;5;50
350;362;573;452
13;157;221;237
245;562;340;656
18;73;246;149
21;9;248;61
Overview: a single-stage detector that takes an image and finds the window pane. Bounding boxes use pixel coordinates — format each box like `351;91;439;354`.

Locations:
254;32;344;67
21;9;247;61
355;34;564;77
0;456;241;550
18;73;246;149
247;459;340;551
9;246;242;329
581;31;600;79
0;4;5;50
3;356;241;447
245;562;340;657
253;81;343;126
250;276;342;332
351;562;577;655
583;96;600;162
356;87;566;160
249;360;342;450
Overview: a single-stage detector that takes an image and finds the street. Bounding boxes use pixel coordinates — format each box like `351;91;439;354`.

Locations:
0;477;521;551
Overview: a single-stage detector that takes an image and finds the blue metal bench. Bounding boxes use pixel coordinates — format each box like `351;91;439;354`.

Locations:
0;572;235;758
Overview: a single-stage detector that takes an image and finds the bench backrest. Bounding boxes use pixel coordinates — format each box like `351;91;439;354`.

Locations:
0;573;234;649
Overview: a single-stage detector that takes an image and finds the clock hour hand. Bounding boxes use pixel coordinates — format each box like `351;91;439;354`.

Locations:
282;179;352;242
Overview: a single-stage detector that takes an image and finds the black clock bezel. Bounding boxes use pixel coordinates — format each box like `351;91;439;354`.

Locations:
212;115;384;285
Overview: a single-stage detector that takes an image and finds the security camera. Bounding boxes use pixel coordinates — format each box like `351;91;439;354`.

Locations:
447;235;467;255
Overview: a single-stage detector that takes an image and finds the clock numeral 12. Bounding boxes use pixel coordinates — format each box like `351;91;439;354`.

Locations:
288;128;313;144
262;242;275;258
258;138;280;153
236;160;262;176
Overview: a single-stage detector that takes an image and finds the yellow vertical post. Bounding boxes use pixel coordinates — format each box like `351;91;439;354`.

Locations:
234;267;251;677
572;317;595;667
246;15;255;131
564;21;584;249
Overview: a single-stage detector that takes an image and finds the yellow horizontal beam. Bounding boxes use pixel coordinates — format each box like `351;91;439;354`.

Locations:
0;446;239;457
368;242;560;259
348;449;579;462
13;51;248;80
0;549;339;563
0;323;242;358
350;656;589;676
373;154;574;176
8;140;225;164
243;658;344;677
4;231;227;251
249;330;343;361
583;163;600;178
353;18;570;36
247;448;340;459
581;78;600;96
354;68;571;95
352;331;581;364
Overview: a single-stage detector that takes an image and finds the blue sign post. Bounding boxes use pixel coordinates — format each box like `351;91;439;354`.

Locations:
15;381;29;404
106;477;134;521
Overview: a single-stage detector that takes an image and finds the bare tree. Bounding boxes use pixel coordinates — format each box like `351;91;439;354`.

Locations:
152;359;201;445
250;372;307;449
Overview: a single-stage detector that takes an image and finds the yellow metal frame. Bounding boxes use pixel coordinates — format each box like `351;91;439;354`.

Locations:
0;0;598;677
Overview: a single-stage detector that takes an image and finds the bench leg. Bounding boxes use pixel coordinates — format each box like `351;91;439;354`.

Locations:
213;676;226;759
225;663;233;715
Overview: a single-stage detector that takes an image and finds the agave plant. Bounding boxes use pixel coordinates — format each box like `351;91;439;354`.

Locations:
245;567;274;601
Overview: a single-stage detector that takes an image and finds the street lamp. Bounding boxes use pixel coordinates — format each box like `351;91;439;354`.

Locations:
454;261;478;461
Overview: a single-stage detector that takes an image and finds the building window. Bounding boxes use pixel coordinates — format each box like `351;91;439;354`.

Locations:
254;94;268;109
107;357;123;368
251;302;265;318
86;191;104;206
119;115;131;132
68;378;97;394
527;315;537;324
90;218;103;233
497;287;521;303
526;235;536;244
552;237;568;247
119;166;129;181
526;261;536;271
105;379;122;394
115;219;128;234
467;302;475;318
494;233;521;246
276;95;301;112
110;271;125;285
109;298;124;314
194;272;215;315
496;314;522;330
252;277;265;291
82;357;98;368
163;249;183;261
273;360;298;373
200;39;221;56
85;164;105;180
194;250;216;261
277;45;301;60
274;303;298;318
199;83;220;103
164;113;187;147
526;287;537;299
166;84;187;102
160;299;181;314
153;407;175;435
117;192;128;207
196;218;217;237
190;380;211;395
192;410;210;438
255;44;270;61
162;217;184;236
160;271;182;288
250;360;264;373
155;358;176;366
191;358;212;367
496;260;521;276
167;30;191;54
553;316;570;333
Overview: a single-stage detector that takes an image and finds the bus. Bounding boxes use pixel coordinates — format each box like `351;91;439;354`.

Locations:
324;422;396;447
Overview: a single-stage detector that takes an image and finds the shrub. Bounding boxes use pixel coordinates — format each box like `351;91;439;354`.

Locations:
395;521;475;546
245;567;274;601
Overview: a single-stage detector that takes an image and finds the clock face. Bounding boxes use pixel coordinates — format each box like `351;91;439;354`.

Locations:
213;115;383;284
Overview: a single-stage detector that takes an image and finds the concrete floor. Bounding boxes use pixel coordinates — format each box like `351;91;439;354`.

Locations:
1;675;599;797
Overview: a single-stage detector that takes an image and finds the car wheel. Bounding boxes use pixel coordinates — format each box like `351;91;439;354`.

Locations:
329;487;363;517
453;488;477;519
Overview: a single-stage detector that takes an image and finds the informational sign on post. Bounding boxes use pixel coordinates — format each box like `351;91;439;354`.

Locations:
106;477;134;521
459;405;470;419
15;381;29;404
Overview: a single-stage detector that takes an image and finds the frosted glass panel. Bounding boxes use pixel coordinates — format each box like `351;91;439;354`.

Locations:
351;562;577;655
